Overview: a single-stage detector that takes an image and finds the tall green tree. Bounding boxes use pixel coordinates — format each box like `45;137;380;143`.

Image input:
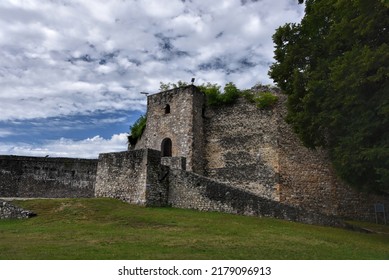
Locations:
269;0;389;193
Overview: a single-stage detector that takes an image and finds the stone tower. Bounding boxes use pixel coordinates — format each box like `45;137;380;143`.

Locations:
134;85;205;174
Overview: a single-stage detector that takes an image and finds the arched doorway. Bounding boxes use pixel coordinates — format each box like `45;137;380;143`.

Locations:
161;138;172;157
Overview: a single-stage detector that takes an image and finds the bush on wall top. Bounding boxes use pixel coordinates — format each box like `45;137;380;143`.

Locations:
159;80;279;108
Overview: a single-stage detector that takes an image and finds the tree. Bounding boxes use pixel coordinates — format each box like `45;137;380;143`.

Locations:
269;0;389;193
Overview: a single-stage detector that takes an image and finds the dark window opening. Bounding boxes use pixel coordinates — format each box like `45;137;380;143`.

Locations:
161;138;172;157
164;104;170;114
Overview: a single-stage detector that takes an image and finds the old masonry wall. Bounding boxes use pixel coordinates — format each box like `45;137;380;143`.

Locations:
134;85;205;174
203;87;389;222
95;149;169;206
0;155;97;198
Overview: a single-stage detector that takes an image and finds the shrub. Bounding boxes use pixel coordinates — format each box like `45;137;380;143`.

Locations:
198;83;221;106
158;80;277;109
128;114;147;145
222;82;240;104
254;92;279;109
159;80;188;91
199;82;239;106
240;89;256;103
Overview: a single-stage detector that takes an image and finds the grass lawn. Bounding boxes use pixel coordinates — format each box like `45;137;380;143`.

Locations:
0;198;388;260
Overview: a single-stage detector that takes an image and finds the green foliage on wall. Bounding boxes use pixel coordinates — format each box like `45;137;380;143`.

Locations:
198;82;240;106
254;92;279;109
160;80;242;106
159;80;278;108
128;114;147;145
159;81;189;91
240;87;279;109
269;0;389;193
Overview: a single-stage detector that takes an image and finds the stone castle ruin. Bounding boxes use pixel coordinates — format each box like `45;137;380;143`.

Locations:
1;85;388;224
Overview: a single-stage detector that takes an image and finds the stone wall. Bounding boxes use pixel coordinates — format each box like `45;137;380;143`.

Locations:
135;85;205;174
95;149;169;206
276;102;389;221
144;149;170;207
161;156;186;170
128;85;389;223
191;85;206;174
94;147;345;226
168;169;343;227
0;156;97;198
203;87;389;222
203;93;280;200
95;150;148;204
0;200;35;219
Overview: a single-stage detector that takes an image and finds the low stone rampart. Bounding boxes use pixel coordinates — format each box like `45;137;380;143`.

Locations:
0;156;97;198
168;169;344;227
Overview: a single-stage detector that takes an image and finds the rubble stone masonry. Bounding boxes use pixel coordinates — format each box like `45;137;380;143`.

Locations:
95;149;169;207
1;86;388;224
134;85;205;174
0;156;97;198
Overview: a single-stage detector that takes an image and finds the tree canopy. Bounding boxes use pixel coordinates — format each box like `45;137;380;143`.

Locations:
269;0;389;193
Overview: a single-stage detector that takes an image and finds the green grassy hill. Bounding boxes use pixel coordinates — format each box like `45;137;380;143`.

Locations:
0;198;388;259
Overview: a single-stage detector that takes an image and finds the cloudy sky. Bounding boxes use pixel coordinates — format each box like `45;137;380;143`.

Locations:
0;0;304;158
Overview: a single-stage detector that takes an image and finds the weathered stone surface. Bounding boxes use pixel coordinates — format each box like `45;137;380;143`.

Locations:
135;85;205;174
0;200;35;219
95;148;344;226
200;87;389;222
161;156;186;170
95;149;169;207
168;169;344;227
275;94;389;221
95;150;148;204
0;156;97;198
203;93;281;200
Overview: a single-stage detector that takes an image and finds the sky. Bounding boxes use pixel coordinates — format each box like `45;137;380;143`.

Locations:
0;0;304;158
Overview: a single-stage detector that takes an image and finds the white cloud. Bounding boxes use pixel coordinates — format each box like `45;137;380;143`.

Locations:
0;0;304;157
0;0;304;116
0;128;15;138
0;133;128;159
140;0;184;18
